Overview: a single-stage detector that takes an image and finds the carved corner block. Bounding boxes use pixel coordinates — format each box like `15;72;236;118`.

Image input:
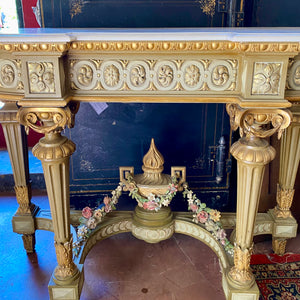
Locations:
21;56;66;99
240;56;289;103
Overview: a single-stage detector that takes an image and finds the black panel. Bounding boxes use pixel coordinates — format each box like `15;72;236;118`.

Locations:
66;103;236;212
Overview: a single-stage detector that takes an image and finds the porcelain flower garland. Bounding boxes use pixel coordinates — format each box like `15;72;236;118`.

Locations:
183;183;234;256
73;175;234;257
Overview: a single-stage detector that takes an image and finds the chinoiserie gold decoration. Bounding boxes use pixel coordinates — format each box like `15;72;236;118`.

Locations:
54;238;79;281
228;245;254;288
226;103;292;139
15;185;32;215
69;41;300;54
274;185;295;218
17;102;79;135
252;63;282;95
0;43;70;53
272;238;288;256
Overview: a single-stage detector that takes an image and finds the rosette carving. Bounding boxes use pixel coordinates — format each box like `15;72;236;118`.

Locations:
77;64;93;86
17;102;79;135
212;65;229;86
158;65;173;87
104;64;120;87
184;64;200;87
130;65;146;87
252;63;282;95
226;104;291;139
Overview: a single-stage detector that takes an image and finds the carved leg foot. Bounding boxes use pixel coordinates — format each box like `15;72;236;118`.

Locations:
22;233;36;253
272;238;287;256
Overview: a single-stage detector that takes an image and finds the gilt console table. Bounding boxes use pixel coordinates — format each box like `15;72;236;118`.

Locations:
0;28;300;300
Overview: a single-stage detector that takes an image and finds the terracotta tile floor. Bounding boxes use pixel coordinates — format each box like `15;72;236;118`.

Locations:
0;193;299;300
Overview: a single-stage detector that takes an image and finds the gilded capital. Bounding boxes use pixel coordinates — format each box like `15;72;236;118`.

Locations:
17;102;79;135
226;103;291;139
32;133;76;160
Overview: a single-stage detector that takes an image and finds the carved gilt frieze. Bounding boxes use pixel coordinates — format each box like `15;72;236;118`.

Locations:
70;58;238;93
27;62;56;93
252;62;282;95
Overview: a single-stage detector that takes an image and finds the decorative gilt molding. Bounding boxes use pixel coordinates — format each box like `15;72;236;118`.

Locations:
17;102;79;135
0;43;70;53
54;238;78;280
70;58;237;92
274;184;294;218
226;103;291;139
69;41;300;54
252;63;282;95
228;245;254;287
0;110;17;123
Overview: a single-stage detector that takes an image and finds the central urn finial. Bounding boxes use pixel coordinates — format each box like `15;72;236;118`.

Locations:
119;138;186;243
142;138;164;174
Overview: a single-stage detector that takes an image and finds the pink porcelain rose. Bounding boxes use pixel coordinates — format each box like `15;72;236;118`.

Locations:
190;204;198;212
143;201;158;211
197;210;208;223
82;206;93;219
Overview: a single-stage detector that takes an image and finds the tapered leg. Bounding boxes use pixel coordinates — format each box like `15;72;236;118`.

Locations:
18;104;83;299
228;136;275;288
272;109;300;255
226;104;291;291
33;131;79;283
0;103;38;253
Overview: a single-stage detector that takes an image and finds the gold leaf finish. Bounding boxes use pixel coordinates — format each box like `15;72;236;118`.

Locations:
15;185;32;214
54;238;78;280
228;245;254;287
274;185;295;218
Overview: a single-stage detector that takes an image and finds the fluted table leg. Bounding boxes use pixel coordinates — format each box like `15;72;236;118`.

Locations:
224;104;291;299
271;108;300;255
18;104;83;300
0;102;39;253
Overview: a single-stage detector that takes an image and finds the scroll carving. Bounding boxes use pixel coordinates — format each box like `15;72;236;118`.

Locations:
17;103;79;135
226;104;291;139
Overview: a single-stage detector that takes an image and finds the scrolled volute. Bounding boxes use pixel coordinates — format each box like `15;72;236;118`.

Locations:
226;103;291;139
17;102;79;135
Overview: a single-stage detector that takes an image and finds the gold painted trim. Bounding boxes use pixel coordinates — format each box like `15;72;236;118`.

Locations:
69;41;300;54
0;41;299;54
0;43;70;53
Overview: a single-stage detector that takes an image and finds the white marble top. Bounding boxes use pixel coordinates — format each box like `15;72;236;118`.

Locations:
1;28;300;43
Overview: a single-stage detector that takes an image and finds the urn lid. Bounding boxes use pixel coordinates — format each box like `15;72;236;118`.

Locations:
133;138;172;188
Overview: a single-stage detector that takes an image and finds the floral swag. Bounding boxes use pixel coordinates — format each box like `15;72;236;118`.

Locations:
73;176;234;256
